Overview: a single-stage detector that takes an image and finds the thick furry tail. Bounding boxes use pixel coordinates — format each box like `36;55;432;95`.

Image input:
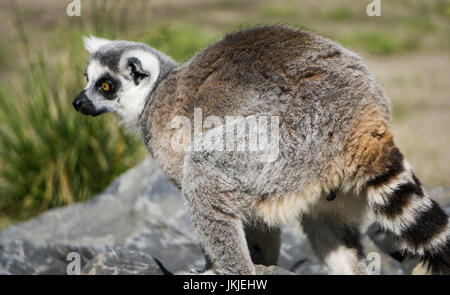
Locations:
364;146;449;274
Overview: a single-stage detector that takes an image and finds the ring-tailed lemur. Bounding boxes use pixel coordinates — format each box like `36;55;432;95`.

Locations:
73;25;449;274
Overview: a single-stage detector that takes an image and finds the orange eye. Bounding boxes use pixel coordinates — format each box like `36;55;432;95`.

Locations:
101;81;110;92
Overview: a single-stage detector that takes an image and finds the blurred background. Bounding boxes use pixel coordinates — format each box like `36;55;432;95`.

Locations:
0;0;448;230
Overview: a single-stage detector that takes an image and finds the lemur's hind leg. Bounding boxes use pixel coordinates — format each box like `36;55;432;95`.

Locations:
245;223;281;266
301;214;366;274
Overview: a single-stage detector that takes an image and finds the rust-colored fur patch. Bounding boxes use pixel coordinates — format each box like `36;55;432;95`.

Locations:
341;106;402;192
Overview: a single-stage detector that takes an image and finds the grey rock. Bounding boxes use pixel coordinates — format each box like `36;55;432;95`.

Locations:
0;156;448;275
255;264;294;275
279;225;328;275
81;248;163;275
0;157;203;275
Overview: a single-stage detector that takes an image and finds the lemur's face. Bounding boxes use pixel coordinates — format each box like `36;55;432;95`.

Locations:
73;36;160;129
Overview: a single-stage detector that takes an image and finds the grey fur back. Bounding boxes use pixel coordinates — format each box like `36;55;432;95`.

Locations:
141;25;390;192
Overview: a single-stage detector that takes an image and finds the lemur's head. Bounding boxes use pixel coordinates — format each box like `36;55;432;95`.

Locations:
73;36;176;132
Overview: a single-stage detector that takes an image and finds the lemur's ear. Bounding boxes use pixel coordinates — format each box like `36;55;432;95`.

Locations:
82;35;111;54
126;57;150;85
120;49;160;86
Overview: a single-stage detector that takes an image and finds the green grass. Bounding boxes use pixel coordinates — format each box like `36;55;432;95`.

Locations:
338;31;420;55
436;0;450;16
391;101;409;122
0;40;11;70
326;7;354;21
142;24;216;62
260;3;299;18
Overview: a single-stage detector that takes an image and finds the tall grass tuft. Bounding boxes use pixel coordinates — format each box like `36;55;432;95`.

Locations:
0;55;144;226
0;1;145;228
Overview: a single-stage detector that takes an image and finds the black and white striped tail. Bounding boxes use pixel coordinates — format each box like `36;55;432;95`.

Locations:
365;148;450;274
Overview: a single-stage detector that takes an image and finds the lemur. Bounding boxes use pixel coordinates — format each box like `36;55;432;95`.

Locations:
73;25;449;274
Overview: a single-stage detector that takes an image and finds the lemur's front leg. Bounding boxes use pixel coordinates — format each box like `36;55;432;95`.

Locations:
182;154;255;275
196;218;280;273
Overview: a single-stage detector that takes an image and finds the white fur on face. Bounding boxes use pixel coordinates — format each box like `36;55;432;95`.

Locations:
83;49;161;136
115;49;160;135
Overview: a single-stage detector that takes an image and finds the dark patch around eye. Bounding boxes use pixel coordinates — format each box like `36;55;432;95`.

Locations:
95;73;121;100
